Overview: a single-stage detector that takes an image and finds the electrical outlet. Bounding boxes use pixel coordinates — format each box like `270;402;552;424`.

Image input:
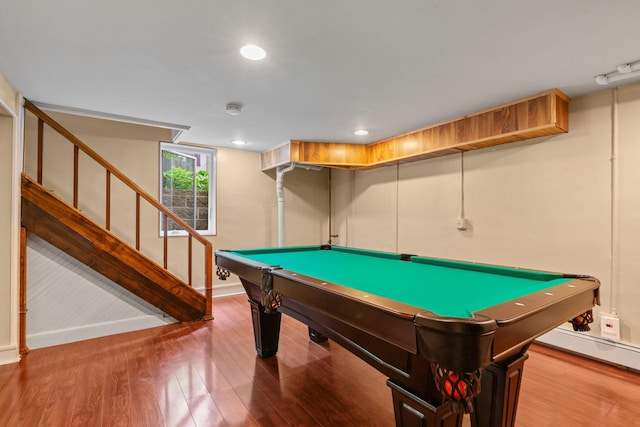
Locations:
600;313;621;340
455;218;469;230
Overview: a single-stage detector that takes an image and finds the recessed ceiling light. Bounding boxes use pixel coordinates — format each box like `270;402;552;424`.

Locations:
240;45;266;61
353;129;369;136
232;139;248;146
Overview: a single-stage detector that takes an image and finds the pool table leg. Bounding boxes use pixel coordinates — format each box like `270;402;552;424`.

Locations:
248;299;282;358
470;353;529;427
388;379;463;427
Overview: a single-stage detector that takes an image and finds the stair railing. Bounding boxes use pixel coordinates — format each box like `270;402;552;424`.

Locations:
23;99;212;320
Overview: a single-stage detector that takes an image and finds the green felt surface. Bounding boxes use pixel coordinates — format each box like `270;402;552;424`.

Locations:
229;246;570;318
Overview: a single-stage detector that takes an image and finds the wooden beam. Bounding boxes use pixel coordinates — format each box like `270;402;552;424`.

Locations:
260;89;570;170
291;140;369;167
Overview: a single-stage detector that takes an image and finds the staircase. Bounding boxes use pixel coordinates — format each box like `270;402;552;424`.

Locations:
20;101;212;324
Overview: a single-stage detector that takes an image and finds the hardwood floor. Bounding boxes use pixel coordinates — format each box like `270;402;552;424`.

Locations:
1;294;639;426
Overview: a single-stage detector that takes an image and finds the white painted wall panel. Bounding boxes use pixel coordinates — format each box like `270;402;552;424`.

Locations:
614;84;640;343
352;166;398;252
330;169;354;247
26;237;175;349
398;155;461;256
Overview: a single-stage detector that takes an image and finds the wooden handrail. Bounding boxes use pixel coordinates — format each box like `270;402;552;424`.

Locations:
23;99;213;319
26;101;211;246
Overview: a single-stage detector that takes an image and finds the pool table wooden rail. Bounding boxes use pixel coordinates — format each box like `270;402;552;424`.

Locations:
415;275;599;372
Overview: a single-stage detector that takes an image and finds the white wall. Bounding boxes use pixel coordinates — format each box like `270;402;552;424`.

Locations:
0;73;20;365
613;84;640;341
331;86;640;365
0;114;15;353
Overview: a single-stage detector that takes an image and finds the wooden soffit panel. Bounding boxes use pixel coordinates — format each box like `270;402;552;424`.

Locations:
261;88;569;170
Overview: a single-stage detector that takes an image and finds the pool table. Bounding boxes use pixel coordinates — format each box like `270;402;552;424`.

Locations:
215;245;599;427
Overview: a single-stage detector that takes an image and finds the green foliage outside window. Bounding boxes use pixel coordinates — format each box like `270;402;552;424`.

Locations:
163;167;209;191
196;170;209;191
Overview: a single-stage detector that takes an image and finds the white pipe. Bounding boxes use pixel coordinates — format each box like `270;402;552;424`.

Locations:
609;88;619;316
276;163;297;247
459;152;465;219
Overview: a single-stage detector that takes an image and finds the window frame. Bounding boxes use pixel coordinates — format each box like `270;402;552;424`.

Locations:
159;142;216;237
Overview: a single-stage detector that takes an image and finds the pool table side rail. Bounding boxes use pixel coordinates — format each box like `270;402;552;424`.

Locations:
484;276;600;362
223;245;321;256
224;245;409;261
413;275;600;372
476;276;600;324
271;268;423;354
271;268;423;319
215;249;281;284
410;256;566;281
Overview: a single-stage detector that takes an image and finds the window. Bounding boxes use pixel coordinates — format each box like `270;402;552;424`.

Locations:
160;143;216;235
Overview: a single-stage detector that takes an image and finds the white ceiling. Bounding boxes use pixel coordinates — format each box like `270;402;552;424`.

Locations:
1;1;639;152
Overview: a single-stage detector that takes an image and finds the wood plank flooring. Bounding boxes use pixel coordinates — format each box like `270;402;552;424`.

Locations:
1;294;639;426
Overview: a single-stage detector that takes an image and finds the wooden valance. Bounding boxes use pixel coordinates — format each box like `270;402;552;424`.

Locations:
261;88;569;170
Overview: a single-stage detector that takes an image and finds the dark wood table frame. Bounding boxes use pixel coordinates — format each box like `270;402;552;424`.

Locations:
215;248;599;427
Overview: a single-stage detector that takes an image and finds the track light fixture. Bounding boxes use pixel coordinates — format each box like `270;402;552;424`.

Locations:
595;60;640;85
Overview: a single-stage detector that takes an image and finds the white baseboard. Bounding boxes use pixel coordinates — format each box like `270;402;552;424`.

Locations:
536;328;640;372
193;281;245;298
214;281;244;297
27;314;176;350
0;344;20;365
